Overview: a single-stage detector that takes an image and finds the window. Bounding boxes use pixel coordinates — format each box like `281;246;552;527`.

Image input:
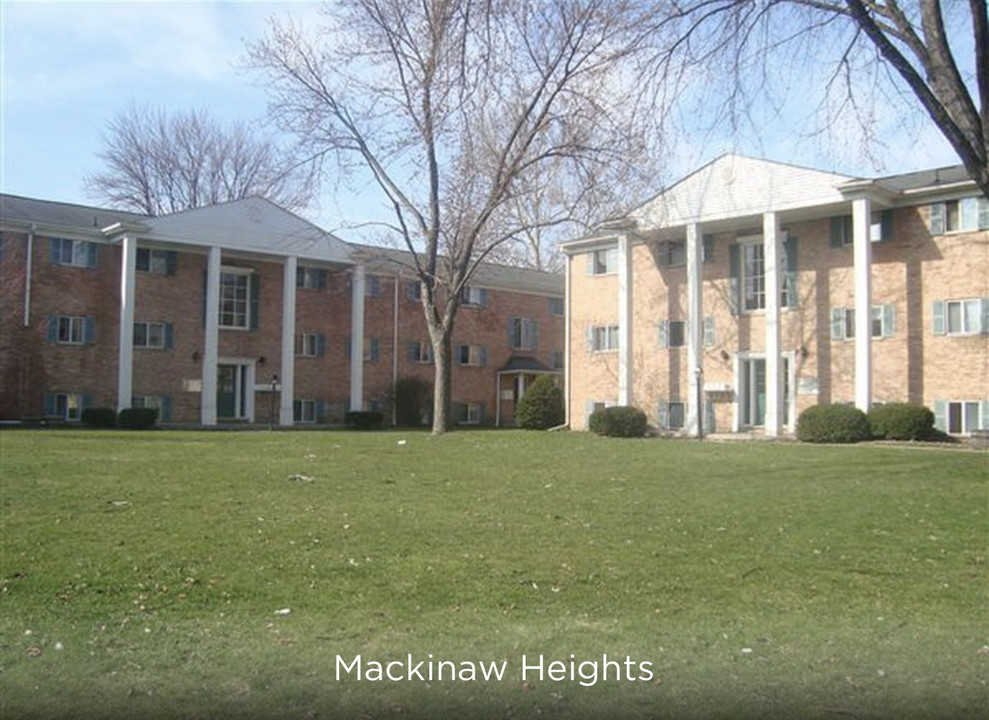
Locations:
510;317;538;350
657;240;686;268
136;248;174;275
408;341;432;364
46;393;84;421
657;400;685;430
299;333;326;357
739;239;792;311
344;337;381;362
133;321;170;349
365;275;381;297
132;395;170;422
552;351;565;369
458;402;483;425
946;299;982;335
938;400;985;435
589;247;618;275
831;305;896;340
548;297;564;316
830;211;892;246
462;285;487;307
48;315;93;345
296;266;327;290
294;399;319;424
457;344;486;366
658;320;685;348
589;325;619;352
406;280;422;301
219;270;251;329
50;238;97;268
930;197;989;234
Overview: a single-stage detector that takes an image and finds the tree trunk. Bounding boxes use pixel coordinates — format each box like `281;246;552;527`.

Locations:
429;324;453;435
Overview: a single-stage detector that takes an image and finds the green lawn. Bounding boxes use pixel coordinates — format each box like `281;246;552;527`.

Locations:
0;430;985;719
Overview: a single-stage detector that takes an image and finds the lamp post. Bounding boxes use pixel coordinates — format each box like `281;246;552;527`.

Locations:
268;374;280;431
695;366;704;441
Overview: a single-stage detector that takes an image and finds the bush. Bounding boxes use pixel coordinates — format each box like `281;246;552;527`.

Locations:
868;403;935;441
393;376;432;427
515;376;564;430
117;407;158;430
81;407;116;428
588;406;648;438
345;411;384;430
796;404;871;444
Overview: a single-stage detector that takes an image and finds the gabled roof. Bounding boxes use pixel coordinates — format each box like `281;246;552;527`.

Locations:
630;154;855;230
0;194;148;236
350;243;564;296
140;196;352;264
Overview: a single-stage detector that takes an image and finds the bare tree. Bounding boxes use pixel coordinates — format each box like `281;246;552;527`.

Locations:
248;0;651;433
640;0;987;195
84;104;318;215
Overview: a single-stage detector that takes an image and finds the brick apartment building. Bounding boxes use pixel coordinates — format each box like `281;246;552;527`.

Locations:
563;155;988;436
0;194;564;427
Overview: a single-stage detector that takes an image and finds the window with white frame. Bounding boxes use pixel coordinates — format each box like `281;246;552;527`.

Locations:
589;324;619;352
457;344;485;366
134;322;168;349
943;197;988;233
56;315;86;344
136;248;171;275
740;239;791;311
548;297;564;316
657;240;686;268
294;399;319;424
832;212;891;245
947;299;982;335
510;317;538;350
51;238;96;267
408;340;432;364
831;305;896;340
219;270;251;329
296;266;326;290
552;351;565;369
669;402;685;430
944;401;984;434
459;402;483;425
132;395;165;420
299;333;325;357
589;247;618;275
658;320;685;348
462;285;487;306
52;393;83;421
407;280;422;301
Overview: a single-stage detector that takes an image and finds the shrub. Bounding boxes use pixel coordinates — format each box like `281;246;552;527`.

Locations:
588;406;648;438
81;407;116;428
796;404;871;444
393;376;432;427
117;407;158;430
345;411;384;430
515;376;564;430
868;403;935;441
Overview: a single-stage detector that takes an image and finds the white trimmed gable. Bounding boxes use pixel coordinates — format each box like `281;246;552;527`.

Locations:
631;154;855;229
142;197;353;264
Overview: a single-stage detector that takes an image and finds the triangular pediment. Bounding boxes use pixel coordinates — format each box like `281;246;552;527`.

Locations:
142;197;352;264
630;154;856;230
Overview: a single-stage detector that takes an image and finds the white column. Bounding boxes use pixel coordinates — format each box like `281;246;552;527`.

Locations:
852;197;873;411
686;223;703;436
763;212;782;437
617;234;634;406
564;255;572;427
116;235;137;413
279;257;297;426
349;264;366;412
201;246;221;425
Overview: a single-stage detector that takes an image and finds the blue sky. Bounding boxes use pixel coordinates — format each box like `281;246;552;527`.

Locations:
0;0;967;241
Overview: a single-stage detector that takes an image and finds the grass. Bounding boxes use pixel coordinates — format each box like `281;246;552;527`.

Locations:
0;429;986;719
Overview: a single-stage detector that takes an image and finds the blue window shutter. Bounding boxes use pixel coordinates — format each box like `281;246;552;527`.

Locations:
932;300;945;335
316;334;326;357
829;216;845;248
531;320;539;351
453;402;464;424
728;244;740;315
585;325;594;351
249;274;260;330
703;316;715;347
86;242;99;268
202;269;208;327
50;237;62;263
831;308;844;341
702;235;714;263
883;305;896;338
164;322;174;350
83;316;95;344
508;317;518;348
165;251;178;276
478;288;488;307
978;198;989;230
657;400;669;430
296;266;305;287
980;400;989;430
657;320;668;348
160;395;172;422
933;400;947;432
47;316;59;343
44;393;57;417
479;345;487;367
704;400;715;433
317;269;328;289
981;299;989;334
478;403;487;425
370;337;380;362
407;341;417;362
81;395;93;414
784;237;798;307
928;203;945;235
293;400;301;422
879;210;894;241
585;253;595;276
316;399;326;423
344;336;352;358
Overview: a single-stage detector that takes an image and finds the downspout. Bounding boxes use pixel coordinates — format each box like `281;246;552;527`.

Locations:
23;223;35;327
392;271;400;426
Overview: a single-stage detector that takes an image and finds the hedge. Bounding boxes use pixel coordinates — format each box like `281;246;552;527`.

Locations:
515;376;564;430
868;403;935;441
588;406;648;438
345;411;385;430
81;407;116;428
117;407;158;430
796;404;871;444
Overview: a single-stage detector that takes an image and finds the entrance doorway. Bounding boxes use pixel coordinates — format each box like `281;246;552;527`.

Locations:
738;356;791;428
217;362;253;420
